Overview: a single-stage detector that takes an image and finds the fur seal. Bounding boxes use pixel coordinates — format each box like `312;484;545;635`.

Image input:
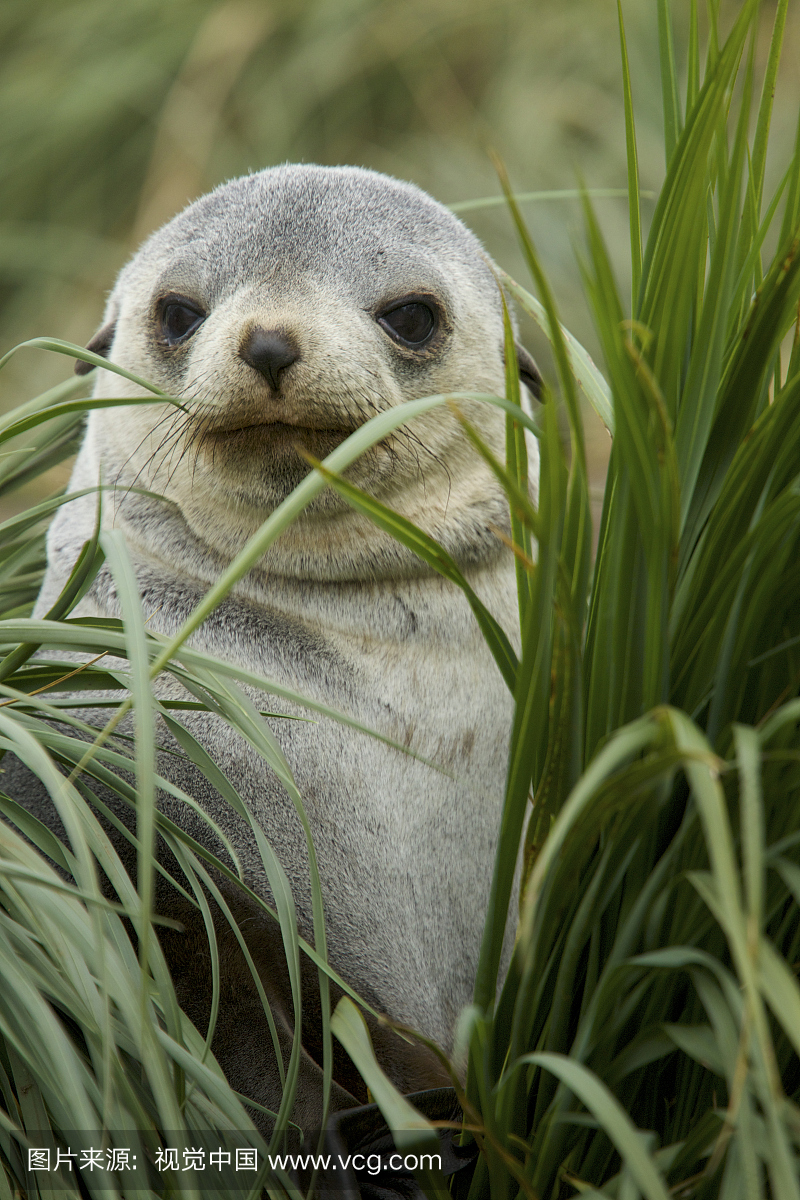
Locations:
16;165;541;1129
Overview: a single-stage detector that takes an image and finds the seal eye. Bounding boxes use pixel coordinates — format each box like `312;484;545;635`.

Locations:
160;300;205;345
377;302;436;348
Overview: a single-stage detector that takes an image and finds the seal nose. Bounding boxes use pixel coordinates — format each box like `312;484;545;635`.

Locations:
239;327;299;391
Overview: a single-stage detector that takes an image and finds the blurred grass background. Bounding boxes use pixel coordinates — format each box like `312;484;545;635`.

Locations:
1;0;798;517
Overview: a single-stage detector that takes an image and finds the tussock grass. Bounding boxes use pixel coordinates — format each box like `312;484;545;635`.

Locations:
321;1;800;1195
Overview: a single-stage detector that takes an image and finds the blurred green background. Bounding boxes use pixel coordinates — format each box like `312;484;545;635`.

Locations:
1;0;798;515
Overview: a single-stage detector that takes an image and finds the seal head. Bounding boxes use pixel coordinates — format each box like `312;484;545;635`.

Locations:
75;164;539;582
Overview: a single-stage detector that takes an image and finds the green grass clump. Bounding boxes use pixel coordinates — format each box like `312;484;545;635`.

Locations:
476;1;800;1194
326;1;800;1195
0;0;799;1197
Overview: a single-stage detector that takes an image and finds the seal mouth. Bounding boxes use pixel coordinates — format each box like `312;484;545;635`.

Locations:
197;419;357;459
205;419;354;437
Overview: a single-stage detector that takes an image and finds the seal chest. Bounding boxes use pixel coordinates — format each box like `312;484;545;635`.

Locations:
33;164;540;1125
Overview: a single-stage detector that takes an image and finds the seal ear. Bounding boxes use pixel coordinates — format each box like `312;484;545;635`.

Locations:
74;320;116;376
515;342;543;400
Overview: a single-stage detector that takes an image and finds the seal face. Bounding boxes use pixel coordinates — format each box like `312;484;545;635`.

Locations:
73;164;539;581
29;164;540;1129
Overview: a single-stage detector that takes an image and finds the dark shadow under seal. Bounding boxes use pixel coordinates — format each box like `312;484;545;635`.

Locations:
318;1087;478;1199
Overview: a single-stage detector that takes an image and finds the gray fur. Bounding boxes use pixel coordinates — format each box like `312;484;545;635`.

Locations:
19;164;539;1128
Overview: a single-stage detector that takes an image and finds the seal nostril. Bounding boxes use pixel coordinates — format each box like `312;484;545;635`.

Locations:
239;327;300;391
